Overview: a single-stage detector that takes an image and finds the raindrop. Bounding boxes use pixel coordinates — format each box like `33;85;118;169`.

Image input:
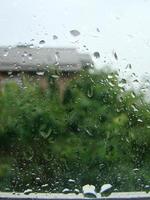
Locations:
131;105;138;112
70;30;80;36
137;178;141;182
62;188;70;194
24;189;32;195
96;28;100;32
24;51;28;56
112;51;118;60
74;188;80;194
24;147;34;161
133;168;139;172
144;185;150;193
120;78;127;84
55;61;60;66
39;40;45;44
51;74;59;79
29;44;34;48
114;188;118;192
108;75;113;79
131;92;136;98
93;51;100;59
3;50;9;57
28;53;32;60
100;184;112;197
85;129;93;136
41;184;49;188
137;119;143;123
127;34;134;38
5;188;10;192
36;72;44;76
133;79;139;83
68;179;75;183
126;64;132;69
53;35;58;40
87;87;94;98
35;177;40;181
55;51;60;57
82;184;97;198
108;82;115;87
15;66;20;70
115;16;120;20
40;129;52;139
8;45;12;49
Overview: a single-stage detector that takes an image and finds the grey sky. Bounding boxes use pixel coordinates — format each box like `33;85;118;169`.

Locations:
0;0;150;76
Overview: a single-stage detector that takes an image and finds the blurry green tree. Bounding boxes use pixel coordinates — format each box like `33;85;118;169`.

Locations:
0;69;149;192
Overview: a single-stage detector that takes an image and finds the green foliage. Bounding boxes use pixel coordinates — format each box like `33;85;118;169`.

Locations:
0;69;149;192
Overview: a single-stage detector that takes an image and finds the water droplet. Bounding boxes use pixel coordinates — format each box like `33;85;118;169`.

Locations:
120;79;127;84
87;87;94;98
8;71;12;75
24;51;28;56
131;92;136;98
29;44;34;48
131;105;138;112
51;75;59;79
24;189;32;195
144;185;150;193
68;179;75;183
112;51;118;60
35;177;40;181
108;75;113;79
62;188;70;194
55;61;60;66
39;40;45;44
82;184;97;198
93;51;100;59
3;50;9;57
53;35;58;40
108;82;115;87
85;129;93;136
70;30;80;36
23;147;34;161
133;168;139;172
28;53;32;60
126;64;132;69
40;129;52;139
41;184;49;188
5;188;10;192
137;119;143;123
36;72;44;76
133;79;139;83
74;188;80;194
96;28;100;32
8;45;12;49
100;184;112;197
14;65;20;70
115;16;120;20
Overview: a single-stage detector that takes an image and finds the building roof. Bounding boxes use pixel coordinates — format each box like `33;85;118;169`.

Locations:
0;46;93;72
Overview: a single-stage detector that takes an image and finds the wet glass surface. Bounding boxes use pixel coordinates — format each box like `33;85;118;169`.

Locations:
0;0;150;197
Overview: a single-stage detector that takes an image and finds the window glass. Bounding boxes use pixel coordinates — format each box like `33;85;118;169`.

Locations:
0;0;150;197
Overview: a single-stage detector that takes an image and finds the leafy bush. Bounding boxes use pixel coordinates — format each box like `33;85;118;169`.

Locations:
0;70;149;192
